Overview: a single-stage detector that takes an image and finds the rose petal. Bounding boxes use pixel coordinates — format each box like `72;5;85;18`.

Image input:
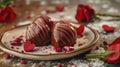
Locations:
55;6;64;12
57;63;62;67
105;43;120;64
4;53;10;59
10;36;23;46
20;60;27;64
105;37;120;64
76;24;85;36
9;12;16;21
85;5;95;17
83;7;91;22
109;37;120;47
24;41;35;52
102;25;116;32
0;10;8;21
75;5;85;22
55;47;62;52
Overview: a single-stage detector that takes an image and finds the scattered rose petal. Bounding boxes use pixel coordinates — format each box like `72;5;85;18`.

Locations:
57;63;62;67
55;6;64;12
24;41;35;52
10;36;23;46
63;46;74;52
20;60;27;64
55;47;62;52
102;25;116;32
76;24;85;36
105;37;120;64
4;53;10;59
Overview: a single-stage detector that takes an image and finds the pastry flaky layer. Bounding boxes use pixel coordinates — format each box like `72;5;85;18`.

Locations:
26;15;77;48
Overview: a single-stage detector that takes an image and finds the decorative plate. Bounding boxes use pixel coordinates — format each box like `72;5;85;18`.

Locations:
0;24;99;60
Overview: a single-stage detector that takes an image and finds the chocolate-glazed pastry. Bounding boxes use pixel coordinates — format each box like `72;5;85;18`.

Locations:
52;21;77;48
26;15;51;46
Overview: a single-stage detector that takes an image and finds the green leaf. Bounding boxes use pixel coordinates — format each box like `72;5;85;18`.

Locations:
0;2;3;7
103;45;108;50
5;1;14;6
92;15;101;21
85;51;114;59
96;13;120;18
0;0;15;6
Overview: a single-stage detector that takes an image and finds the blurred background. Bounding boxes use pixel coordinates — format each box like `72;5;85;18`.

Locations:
24;0;120;15
0;0;120;25
0;0;120;67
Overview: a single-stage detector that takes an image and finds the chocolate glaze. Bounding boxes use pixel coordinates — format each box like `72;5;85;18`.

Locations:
26;15;51;46
26;15;77;47
52;21;77;48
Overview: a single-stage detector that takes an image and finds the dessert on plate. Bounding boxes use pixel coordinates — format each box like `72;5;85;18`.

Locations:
26;15;78;50
0;15;98;60
26;15;51;46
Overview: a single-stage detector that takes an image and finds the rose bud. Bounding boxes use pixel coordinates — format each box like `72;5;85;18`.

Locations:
75;4;95;23
0;6;16;23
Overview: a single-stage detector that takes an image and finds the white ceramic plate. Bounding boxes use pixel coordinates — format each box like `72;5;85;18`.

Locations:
0;24;99;60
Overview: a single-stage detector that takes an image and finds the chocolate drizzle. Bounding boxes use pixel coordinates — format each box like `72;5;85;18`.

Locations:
26;15;77;47
52;21;77;48
26;15;51;46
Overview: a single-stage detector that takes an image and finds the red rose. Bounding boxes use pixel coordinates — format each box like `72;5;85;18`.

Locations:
105;37;120;64
75;4;95;23
0;6;16;22
85;37;120;64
